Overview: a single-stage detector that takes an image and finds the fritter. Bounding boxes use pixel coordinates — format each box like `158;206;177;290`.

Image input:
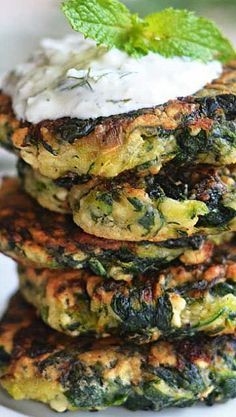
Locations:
73;164;236;241
19;160;236;241
1;294;236;412
19;241;236;342
0;63;236;180
0;178;226;280
18;159;71;214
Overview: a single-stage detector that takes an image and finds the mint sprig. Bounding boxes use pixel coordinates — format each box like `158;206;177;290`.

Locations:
62;0;236;63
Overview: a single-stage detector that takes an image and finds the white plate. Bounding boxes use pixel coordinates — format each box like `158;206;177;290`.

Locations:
0;1;236;416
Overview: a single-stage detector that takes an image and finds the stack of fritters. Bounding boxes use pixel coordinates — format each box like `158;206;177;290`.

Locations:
0;63;236;412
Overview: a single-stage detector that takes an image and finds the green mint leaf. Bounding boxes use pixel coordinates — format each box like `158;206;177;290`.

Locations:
143;8;236;63
61;1;236;63
61;0;134;49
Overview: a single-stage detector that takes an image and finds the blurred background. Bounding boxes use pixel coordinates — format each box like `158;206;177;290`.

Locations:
0;0;236;174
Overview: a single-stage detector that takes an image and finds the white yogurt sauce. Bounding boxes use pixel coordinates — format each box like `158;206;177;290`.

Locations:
2;34;222;123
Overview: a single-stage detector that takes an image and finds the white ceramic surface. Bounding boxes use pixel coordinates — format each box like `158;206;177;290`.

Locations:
0;1;236;416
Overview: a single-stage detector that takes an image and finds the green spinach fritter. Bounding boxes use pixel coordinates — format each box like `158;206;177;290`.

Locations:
1;294;236;412
0;63;236;180
0;178;228;280
19;241;236;342
19;160;236;241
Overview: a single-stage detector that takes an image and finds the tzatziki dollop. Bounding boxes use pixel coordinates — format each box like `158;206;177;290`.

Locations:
2;34;222;123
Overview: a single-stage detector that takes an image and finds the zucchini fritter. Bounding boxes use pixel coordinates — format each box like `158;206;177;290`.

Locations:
19;241;236;342
1;294;236;412
73;164;236;241
19;161;236;241
0;178;225;280
1;63;236;180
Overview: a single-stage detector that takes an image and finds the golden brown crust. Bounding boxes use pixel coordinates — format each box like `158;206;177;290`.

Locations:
0;178;130;260
1;62;236;180
18;239;236;341
2;62;236;149
0;177;218;274
0;294;236;413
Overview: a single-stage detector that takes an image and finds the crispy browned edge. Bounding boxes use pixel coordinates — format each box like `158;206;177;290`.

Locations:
0;62;235;154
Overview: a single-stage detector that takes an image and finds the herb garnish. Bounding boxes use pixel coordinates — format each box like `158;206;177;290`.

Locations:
62;0;235;62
